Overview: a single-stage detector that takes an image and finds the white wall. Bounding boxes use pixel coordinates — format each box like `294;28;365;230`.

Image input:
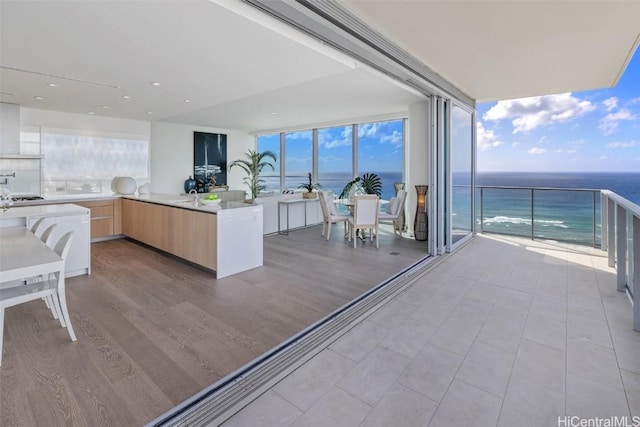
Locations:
150;122;254;195
407;101;431;234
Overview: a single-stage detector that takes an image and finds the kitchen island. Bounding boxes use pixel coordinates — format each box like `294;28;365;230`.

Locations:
0;204;91;277
120;194;262;278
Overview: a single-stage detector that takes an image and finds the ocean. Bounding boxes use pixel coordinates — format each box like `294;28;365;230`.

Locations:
467;172;640;246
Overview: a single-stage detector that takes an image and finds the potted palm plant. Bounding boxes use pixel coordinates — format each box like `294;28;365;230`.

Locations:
229;149;277;202
298;172;321;199
339;173;382;199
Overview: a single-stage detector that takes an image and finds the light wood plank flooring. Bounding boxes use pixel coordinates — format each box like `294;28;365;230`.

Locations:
0;224;428;426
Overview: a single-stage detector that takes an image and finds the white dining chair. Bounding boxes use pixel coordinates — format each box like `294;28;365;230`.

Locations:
348;194;380;248
378;189;407;236
0;231;76;366
319;191;349;240
29;217;45;235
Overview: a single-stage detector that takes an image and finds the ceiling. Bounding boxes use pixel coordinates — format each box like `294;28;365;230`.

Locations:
0;0;424;133
2;1;638;134
342;0;640;102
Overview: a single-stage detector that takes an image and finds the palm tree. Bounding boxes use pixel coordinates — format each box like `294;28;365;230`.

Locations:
229;149;277;200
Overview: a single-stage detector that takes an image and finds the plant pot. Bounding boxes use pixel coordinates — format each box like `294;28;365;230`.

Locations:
302;192;317;199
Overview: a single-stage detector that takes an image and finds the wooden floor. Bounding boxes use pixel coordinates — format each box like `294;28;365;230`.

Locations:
0;224;428;426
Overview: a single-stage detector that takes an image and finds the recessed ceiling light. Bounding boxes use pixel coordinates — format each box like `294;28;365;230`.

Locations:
147;111;153;115
88;111;95;115
150;82;160;86
270;111;278;115
47;83;58;87
100;105;109;109
122;95;131;99
34;96;45;100
184;99;191;103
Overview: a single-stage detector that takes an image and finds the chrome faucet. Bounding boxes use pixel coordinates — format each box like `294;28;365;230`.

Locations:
188;189;199;206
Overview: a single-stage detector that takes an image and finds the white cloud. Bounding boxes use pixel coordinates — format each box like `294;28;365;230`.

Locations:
539;136;548;144
554;149;577;154
603;97;618;111
599;109;636;135
380;130;403;147
483;92;595;134
567;139;586;145
606;140;638;148
358;123;380;138
512;142;520;147
319;127;352;149
528;147;547;154
476;122;504;151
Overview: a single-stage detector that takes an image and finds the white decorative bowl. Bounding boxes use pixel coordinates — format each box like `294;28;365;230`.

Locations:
116;177;137;195
200;199;221;206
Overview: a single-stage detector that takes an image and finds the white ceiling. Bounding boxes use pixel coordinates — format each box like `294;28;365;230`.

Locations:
2;0;638;134
0;0;424;133
343;0;640;102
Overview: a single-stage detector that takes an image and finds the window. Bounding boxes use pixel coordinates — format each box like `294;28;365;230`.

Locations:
256;133;281;192
317;125;353;196
41;129;149;195
357;119;404;201
284;130;312;190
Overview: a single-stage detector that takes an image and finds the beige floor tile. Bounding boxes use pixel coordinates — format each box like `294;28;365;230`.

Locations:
477;314;526;354
336;346;411;406
494;287;533;313
410;296;458;326
455;341;516;398
511;339;566;394
620;369;640;417
530;294;567;322
498;376;565;427
429;315;483;356
428;379;502;427
566;373;630;419
329;320;392;363
502;270;538;293
367;299;416;329
222;390;302;427
379;316;438;359
611;334;640;374
567;312;613;348
273;349;356;411
291;387;371;427
523;312;567;351
360;383;437;427
535;276;568;300
398;343;464;403
567;337;624;390
465;282;503;304
567;299;606;321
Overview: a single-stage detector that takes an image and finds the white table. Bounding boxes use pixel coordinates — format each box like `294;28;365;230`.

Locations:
277;197;320;235
0;226;64;283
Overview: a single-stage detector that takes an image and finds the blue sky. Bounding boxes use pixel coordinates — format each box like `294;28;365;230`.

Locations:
477;48;640;172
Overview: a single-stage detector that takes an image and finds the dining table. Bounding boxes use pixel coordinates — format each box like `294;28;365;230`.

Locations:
0;226;64;284
334;198;388;239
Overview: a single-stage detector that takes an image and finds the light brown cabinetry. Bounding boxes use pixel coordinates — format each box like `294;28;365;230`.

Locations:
121;199;217;270
75;199;121;239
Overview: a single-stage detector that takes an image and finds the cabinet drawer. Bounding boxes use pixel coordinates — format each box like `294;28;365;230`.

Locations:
90;205;114;218
76;200;114;209
91;217;114;239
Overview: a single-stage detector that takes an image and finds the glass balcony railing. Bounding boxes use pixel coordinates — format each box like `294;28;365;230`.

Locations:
474;185;601;247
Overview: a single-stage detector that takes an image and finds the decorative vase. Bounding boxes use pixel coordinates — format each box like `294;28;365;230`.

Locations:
116;177;137;195
414;185;428;241
394;182;406;233
184;176;196;193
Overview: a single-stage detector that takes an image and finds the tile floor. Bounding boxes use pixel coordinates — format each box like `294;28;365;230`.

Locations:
222;234;640;427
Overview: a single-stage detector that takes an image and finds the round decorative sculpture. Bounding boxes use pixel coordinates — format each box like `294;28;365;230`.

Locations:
116;177;137;195
138;183;150;195
184;176;197;193
111;176;123;193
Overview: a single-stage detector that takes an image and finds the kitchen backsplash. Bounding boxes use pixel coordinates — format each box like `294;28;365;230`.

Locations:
0;158;41;195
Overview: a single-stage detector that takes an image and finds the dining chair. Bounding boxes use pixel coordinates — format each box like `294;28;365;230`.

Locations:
29;217;46;235
348;194;380;248
378;189;407;236
0;231;76;366
319;191;349;240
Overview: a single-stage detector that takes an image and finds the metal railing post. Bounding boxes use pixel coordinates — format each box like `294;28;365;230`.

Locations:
480;187;484;233
633;215;639;331
616;204;627;292
602;192;608;251
530;188;534;240
593;191;597;248
608;199;616;268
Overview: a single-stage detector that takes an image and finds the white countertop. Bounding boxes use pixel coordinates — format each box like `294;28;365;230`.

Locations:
122;193;259;214
0;203;90;219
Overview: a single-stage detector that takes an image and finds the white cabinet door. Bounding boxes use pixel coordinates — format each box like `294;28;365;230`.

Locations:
27;213;91;277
